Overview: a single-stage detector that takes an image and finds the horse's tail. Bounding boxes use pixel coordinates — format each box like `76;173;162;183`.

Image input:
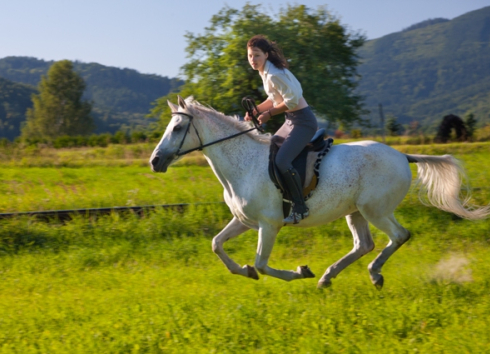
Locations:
406;154;490;220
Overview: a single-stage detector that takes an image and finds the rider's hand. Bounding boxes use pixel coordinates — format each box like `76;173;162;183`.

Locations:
244;112;252;121
258;113;270;125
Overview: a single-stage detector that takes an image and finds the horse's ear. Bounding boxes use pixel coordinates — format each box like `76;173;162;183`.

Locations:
177;96;187;110
167;100;178;113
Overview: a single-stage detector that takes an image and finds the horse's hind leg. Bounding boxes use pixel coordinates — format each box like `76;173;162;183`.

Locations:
363;213;411;289
318;212;374;288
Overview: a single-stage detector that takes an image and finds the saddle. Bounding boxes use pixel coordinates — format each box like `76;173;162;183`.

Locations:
268;128;334;218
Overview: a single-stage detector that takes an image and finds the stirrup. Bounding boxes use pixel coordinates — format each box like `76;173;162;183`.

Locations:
283;208;309;224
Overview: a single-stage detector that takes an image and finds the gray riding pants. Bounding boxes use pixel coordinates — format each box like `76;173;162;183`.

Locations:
274;106;318;173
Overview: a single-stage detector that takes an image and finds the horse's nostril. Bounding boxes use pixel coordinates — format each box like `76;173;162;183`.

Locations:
151;157;160;167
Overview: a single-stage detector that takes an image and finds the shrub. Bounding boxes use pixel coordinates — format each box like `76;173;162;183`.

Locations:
475;125;490;142
88;134;111;147
149;131;163;143
350;129;362;139
131;131;147;143
111;131;129;144
0;138;10;147
53;135;89;148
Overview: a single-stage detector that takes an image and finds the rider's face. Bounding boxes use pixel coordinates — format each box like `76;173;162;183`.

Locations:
248;46;268;73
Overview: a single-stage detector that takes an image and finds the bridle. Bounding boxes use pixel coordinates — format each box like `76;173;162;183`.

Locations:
173;97;264;157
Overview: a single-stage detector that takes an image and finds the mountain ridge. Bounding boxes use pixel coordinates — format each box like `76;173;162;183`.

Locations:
0;77;36;140
357;5;490;130
0;56;183;139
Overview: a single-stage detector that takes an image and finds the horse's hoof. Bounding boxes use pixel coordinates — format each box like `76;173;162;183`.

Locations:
373;275;384;290
317;279;332;289
298;265;315;278
245;265;259;280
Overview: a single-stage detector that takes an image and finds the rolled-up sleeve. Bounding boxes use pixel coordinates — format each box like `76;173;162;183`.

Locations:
270;73;302;109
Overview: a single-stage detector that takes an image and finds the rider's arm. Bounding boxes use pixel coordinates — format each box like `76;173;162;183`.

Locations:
257;101;289;124
244;99;273;121
256;99;274;114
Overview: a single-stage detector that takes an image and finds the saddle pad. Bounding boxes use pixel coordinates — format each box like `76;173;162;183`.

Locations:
302;138;333;199
268;137;334;205
303;152;319;196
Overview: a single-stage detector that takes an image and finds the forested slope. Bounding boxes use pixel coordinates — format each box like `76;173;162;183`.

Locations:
357;6;490;130
0;57;183;136
0;77;36;140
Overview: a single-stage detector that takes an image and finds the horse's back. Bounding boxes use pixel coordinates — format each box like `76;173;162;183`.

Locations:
321;140;411;181
301;141;412;225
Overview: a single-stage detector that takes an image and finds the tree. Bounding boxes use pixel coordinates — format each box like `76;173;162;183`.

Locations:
22;60;94;139
434;114;467;143
151;4;366;131
464;112;477;140
386;115;402;136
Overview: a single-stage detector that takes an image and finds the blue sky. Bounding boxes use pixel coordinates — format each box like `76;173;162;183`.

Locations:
1;0;489;78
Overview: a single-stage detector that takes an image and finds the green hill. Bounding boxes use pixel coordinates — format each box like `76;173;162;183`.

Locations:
357;6;490;131
0;57;183;137
0;77;36;140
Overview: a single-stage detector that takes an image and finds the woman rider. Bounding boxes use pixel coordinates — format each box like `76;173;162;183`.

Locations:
245;35;318;224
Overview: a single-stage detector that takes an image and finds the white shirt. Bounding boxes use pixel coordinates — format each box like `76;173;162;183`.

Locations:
259;60;303;110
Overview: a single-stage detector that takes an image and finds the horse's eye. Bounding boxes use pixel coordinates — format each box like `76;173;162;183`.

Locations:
173;124;182;132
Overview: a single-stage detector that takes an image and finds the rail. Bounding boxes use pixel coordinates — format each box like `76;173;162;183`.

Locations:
0;202;226;222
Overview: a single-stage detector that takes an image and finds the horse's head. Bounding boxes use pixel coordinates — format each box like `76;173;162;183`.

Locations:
150;96;202;172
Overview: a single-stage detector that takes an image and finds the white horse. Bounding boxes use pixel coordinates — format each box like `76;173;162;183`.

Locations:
150;96;489;289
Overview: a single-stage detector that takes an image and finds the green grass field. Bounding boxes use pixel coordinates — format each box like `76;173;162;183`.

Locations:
1;142;490;353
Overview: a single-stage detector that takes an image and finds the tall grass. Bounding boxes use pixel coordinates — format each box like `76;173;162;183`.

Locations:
1;204;490;353
0;163;218;213
0;143;208;168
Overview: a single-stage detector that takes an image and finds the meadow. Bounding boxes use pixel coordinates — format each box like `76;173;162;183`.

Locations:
1;142;490;353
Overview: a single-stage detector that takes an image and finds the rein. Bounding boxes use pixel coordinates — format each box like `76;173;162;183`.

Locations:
173;111;260;157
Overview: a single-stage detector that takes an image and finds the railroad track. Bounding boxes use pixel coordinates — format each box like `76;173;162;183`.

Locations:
0;202;225;221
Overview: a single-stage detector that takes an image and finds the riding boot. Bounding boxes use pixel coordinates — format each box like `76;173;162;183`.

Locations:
281;167;309;224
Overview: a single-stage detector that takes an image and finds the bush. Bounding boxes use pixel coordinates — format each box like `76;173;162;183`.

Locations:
20;137;50;147
88;134;111;147
0;138;10;148
404;135;433;145
350;129;362;139
111;131;129;144
131;131;147;143
53;135;89;148
148;131;163;143
475;125;490;142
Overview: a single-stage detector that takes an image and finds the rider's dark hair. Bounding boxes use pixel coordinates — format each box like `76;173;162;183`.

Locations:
247;35;289;69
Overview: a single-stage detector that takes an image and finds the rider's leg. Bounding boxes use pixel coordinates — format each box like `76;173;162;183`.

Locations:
280;167;310;223
275;107;317;224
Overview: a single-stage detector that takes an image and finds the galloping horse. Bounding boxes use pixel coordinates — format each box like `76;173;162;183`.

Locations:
150;96;489;289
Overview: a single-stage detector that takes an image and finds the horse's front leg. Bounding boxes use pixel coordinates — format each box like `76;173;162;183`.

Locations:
212;217;259;279
254;223;315;281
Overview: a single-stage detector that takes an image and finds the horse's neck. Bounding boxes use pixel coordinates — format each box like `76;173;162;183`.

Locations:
197;113;269;189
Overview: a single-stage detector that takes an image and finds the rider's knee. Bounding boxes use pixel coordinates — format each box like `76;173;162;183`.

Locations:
274;157;290;174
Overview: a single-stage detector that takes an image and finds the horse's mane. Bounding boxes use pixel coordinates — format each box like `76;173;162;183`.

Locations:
187;99;271;144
